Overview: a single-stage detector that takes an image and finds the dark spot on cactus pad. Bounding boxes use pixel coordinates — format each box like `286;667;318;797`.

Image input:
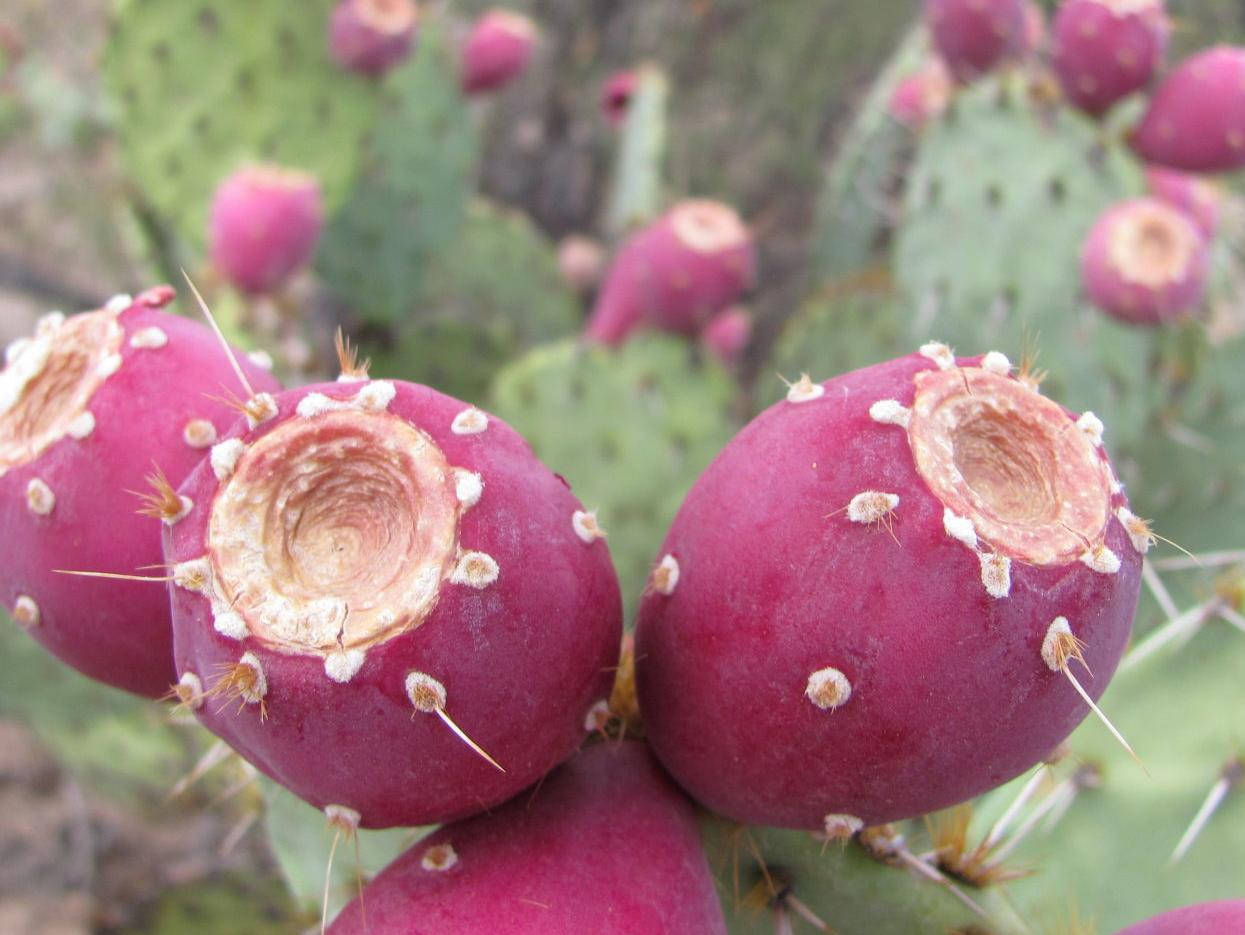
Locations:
986;184;1003;208
164;153;182;177
150;41;170;65
235;67;255;95
926;176;942;208
597;434;622;462
1049;176;1067;203
197;7;218;35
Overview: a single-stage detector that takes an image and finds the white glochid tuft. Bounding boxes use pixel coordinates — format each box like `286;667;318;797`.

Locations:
981;351;1011;375
942;508;979;550
453;469;483;509
210;438;246;480
868;398;911;428
67;411;96;439
451;408;489;435
786;373;825;403
213;611;249;641
572;509;607;543
12;595;40;628
357;380;396;411
652;554;680;595
324;648;367;684
25;478;55;516
823;814;865;840
129;326;168;349
450;551;499;588
1080;544;1121;574
919;341;955;370
1076;411;1105;447
421;842;458;872
405;671;448;712
805;667;852;710
183;419;217;448
176;672;204;710
1041;617;1075;672
846;491;899;525
104;294;133;314
980;552;1012;598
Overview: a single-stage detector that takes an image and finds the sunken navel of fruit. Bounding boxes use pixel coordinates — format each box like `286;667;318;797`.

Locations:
164;378;622;829
635;345;1144;831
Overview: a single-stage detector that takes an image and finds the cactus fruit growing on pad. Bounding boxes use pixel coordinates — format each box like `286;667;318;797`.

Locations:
163;376;622;827
0;288;281;697
636;347;1143;830
327;742;728;934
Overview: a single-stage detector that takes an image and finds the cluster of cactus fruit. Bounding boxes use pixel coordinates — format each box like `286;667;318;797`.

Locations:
4;0;1245;932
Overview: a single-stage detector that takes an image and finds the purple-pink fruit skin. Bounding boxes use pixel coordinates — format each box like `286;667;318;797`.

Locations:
601;69;637;128
327;742;728;935
0;288;280;698
1052;0;1168;117
209;166;324;295
1132;45;1245;172
328;0;418;78
1145;166;1221;239
888;59;952;129
635;352;1141;829
166;381;621;828
1081;197;1209;326
459;9;535;95
1114;900;1245;935
584;202;756;347
925;0;1027;82
699;306;752;366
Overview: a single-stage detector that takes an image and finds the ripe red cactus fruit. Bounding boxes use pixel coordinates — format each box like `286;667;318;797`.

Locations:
1145;165;1222;239
1081;196;1210;325
163;376;622;827
459;9;537;95
327;741;727;935
888;57;953;129
925;0;1027;83
584;200;756;346
0;288;280;697
1131;45;1245;172
328;0;419;78
208;164;324;295
1051;0;1168;118
634;347;1144;830
698;305;752;367
1114;900;1245;934
601;69;637;128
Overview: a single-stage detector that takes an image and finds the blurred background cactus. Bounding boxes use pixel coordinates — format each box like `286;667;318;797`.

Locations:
2;0;1244;931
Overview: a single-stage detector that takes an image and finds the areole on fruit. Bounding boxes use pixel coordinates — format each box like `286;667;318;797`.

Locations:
166;373;622;828
635;346;1142;830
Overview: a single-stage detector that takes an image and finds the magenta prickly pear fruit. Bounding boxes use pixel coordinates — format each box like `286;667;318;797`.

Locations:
328;0;419;78
925;0;1027;82
1081;196;1210;325
1114;901;1245;934
209;165;324;295
163;377;622;827
635;348;1144;830
1019;0;1048;55
601;69;637;128
459;9;537;95
327;741;727;935
1131;45;1245;172
1051;0;1168;118
584;200;756;347
0;287;280;697
888;57;952;129
1145;165;1222;239
699;305;752;367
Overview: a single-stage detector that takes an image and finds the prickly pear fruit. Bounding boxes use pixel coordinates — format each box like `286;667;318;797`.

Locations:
925;0;1027;82
635;348;1143;830
1115;901;1245;934
209;165;324;295
699;305;752;367
1019;0;1048;55
601;69;637;128
1144;165;1221;238
164;377;622;828
584;200;756;346
1131;45;1245;172
888;57;952;129
1052;0;1168;118
459;9;536;95
0;288;281;697
328;0;419;78
1081;196;1209;325
327;741;728;934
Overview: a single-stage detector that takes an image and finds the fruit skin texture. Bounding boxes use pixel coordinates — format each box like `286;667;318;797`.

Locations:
925;0;1027;82
584;200;756;347
165;380;621;828
1081;196;1209;326
328;0;419;78
1052;0;1168;118
1131;46;1245;172
459;9;536;95
0;289;280;697
1114;900;1245;934
327;741;728;935
635;351;1142;830
1145;165;1221;239
698;305;752;367
209;165;324;294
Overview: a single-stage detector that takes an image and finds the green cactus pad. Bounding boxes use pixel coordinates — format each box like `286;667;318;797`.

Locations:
104;0;378;247
893;75;1155;442
316;25;476;324
362;198;580;401
489;336;738;622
